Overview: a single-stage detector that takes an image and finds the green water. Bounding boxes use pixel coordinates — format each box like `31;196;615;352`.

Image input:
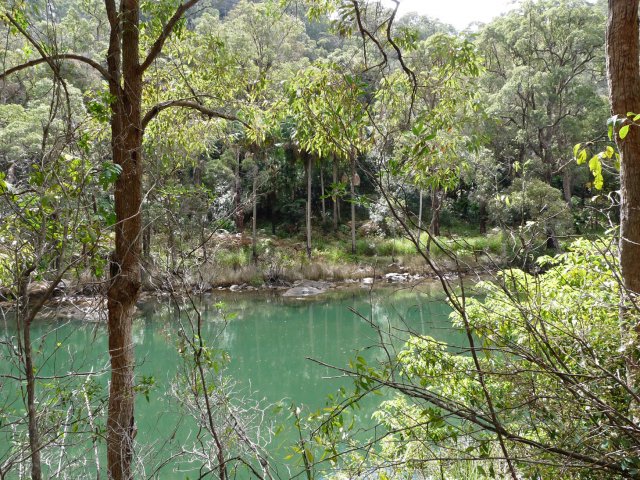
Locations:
1;283;463;478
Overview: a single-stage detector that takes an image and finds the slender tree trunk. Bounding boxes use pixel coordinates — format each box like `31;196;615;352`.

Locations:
417;189;423;247
23;314;41;480
607;0;640;403
350;156;356;255
305;152;312;259
142;223;151;260
234;149;244;233
429;188;442;237
332;158;338;231
252;164;258;264
106;3;142;479
320;161;326;222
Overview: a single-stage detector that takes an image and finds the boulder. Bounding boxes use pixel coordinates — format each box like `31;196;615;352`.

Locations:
283;280;329;297
384;272;409;283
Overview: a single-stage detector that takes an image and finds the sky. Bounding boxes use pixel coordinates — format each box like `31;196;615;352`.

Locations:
384;0;519;31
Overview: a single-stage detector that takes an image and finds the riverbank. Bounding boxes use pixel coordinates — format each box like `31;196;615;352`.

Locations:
0;231;506;320
140;230;506;292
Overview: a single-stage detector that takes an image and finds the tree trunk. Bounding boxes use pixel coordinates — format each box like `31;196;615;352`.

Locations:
332;157;338;231
142;223;151;260
417;189;423;246
234;149;244;233
429;188;442;237
16;271;42;480
305;152;312;259
320;161;326;222
607;0;640;401
252;164;258;264
350;156;356;255
106;3;142;479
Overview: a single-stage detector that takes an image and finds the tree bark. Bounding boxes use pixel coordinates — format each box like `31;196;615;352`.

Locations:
319;160;326;222
607;0;640;402
234;149;244;233
24;315;41;480
142;223;151;260
252;163;258;264
350;156;356;254
429;188;442;237
332;157;338;231
106;1;142;477
305;151;312;260
417;189;423;246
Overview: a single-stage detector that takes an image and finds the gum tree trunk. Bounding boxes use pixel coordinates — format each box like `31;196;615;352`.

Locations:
305;151;312;259
320;161;326;222
417;189;423;246
106;2;142;478
429;188;442;237
350;156;356;254
252;163;258;263
607;0;640;402
234;149;244;233
332;157;339;231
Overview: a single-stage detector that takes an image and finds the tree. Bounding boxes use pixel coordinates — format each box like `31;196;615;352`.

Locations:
287;60;371;254
374;33;481;240
606;0;640;402
478;0;606;203
0;2;240;478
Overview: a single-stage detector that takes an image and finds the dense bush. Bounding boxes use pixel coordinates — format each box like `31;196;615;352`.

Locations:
323;238;638;479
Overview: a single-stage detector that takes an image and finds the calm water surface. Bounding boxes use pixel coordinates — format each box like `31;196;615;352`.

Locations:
2;283;465;478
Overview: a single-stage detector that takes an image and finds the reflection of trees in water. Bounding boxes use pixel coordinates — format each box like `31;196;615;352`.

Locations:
1;287;453;478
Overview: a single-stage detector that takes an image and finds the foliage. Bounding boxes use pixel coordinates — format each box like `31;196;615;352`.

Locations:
319;238;636;479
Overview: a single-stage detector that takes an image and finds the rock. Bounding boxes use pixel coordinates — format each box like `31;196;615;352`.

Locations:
283;280;329;297
384;272;409;283
361;277;374;285
292;280;330;290
283;286;325;297
26;280;66;299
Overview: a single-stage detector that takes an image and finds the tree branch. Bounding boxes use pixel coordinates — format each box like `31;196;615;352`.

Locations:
142;100;247;130
139;0;201;72
0;54;111;82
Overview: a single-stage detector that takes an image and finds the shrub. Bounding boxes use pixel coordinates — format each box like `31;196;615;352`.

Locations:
320;238;637;479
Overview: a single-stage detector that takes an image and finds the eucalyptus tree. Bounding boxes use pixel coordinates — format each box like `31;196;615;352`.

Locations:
374;33;481;238
603;0;640;411
0;1;245;478
287;60;371;255
478;0;607;203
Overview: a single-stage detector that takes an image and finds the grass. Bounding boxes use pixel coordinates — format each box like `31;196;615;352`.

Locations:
145;229;508;290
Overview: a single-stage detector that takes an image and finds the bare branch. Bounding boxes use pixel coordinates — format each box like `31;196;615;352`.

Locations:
0;54;111;82
142;99;247;130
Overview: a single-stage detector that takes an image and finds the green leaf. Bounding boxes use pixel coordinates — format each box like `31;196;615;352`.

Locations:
576;148;587;165
588;155;604;190
619;124;630;139
605;146;615;158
